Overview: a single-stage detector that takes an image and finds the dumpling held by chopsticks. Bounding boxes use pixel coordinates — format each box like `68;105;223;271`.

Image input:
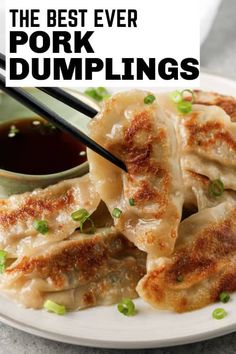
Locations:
87;90;184;256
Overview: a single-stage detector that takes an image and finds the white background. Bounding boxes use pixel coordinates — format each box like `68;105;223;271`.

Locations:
4;0;200;88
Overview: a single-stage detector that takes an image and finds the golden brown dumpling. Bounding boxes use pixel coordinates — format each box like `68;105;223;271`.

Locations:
0;175;100;257
0;227;146;310
87;90;184;256
183;170;236;210
137;202;236;312
179;104;236;191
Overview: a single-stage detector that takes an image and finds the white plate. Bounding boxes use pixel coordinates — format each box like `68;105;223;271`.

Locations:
1;72;236;349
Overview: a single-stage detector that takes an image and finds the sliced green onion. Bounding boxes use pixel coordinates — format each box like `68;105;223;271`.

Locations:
71;208;94;233
33;219;49;235
219;291;230;304
0;250;8;274
209;179;224;197
181;89;195;103
129;198;135;206
84;87;110;102
117;298;136;316
177;100;192;114
176;274;184;282
144;94;156;105
8;125;20;138
43;300;66;315
71;208;89;222
86;218;96;234
169;90;182;103
112;208;122;218
212;308;227;320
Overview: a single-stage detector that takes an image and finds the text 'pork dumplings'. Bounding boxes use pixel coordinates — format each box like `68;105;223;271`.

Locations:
0;175;100;257
87;90;184;256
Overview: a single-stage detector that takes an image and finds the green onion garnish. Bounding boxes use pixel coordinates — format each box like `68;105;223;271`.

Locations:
112;208;122;218
209;179;224;197
86;219;96;234
71;208;89;222
170;89;194;114
169;90;182;103
0;250;8;274
117;298;136;316
8;125;20;138
71;208;95;233
219;291;230;304
181;89;195;103
43;300;66;315
177;100;192;114
176;275;184;282
84;87;110;102
129;198;135;206
144;94;156;105
212;308;227;320
33;219;49;235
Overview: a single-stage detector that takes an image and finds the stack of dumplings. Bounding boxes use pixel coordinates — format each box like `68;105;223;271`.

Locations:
0;89;236;313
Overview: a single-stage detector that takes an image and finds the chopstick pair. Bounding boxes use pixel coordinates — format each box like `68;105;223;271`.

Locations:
0;53;127;172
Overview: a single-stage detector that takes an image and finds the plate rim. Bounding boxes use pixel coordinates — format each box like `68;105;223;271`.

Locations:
1;307;236;349
1;71;236;349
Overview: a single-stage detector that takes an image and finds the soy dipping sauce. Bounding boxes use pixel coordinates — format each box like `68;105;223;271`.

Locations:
0;118;87;175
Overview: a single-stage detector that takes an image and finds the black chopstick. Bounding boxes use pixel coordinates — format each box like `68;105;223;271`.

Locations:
0;53;5;69
40;87;98;118
0;74;127;172
0;53;98;118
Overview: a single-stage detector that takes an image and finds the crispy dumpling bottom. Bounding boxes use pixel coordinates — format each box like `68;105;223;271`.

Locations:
137;202;236;312
0;227;146;310
87;90;183;257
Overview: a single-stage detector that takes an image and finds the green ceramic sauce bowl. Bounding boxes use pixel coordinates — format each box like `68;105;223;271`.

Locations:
0;88;99;198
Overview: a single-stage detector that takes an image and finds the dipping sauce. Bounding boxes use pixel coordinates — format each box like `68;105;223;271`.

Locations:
0;118;87;175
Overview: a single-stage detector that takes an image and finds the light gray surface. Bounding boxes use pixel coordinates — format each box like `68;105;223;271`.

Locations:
0;0;236;353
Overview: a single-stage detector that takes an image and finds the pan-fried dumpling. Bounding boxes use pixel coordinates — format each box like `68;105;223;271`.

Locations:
0;227;146;310
87;90;184;256
183;170;236;210
0;175;100;257
192;90;236;122
137;202;236;312
156;91;236;122
179;104;236;191
157;93;236;191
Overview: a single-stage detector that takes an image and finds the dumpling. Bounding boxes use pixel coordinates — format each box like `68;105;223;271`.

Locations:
137;202;236;312
192;90;236;122
87;90;184;256
179;104;236;191
183;170;236;211
0;227;146;310
157;90;236;122
0;175;100;257
157;92;236;195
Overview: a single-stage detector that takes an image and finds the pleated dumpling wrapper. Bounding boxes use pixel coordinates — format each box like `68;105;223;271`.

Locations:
0;227;146;310
87;90;184;256
179;104;236;191
183;170;236;211
191;90;236;122
137;202;236;312
0;175;100;257
157;92;236;192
